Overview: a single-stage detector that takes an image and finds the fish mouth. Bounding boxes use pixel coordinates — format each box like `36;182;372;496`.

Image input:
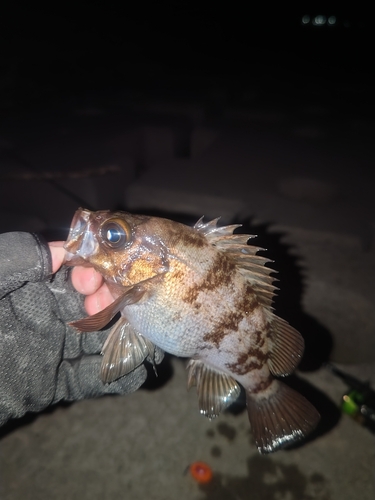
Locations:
64;208;99;258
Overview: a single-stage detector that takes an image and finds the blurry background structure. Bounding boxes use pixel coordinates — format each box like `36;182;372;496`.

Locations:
0;4;374;499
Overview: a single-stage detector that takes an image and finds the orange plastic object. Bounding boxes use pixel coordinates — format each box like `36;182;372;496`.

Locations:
189;461;213;484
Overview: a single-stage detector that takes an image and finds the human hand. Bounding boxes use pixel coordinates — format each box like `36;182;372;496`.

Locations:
0;233;152;426
49;240;114;317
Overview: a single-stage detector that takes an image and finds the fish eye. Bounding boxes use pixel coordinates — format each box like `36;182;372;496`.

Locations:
100;219;132;249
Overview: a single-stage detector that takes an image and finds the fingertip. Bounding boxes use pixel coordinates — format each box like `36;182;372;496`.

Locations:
49;241;65;247
49;244;67;273
84;283;114;315
71;266;103;295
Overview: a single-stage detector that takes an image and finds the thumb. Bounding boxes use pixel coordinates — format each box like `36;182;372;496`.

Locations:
49;242;66;273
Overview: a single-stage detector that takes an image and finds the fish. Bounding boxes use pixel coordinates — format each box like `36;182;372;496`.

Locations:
64;208;320;453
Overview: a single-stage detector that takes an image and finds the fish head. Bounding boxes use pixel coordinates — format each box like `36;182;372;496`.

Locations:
64;208;169;286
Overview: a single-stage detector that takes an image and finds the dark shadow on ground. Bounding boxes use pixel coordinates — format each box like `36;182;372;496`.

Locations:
197;454;330;500
0;401;73;441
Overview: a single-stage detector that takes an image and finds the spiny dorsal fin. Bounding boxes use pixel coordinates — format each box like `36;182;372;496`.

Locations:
187;359;241;419
194;216;242;236
195;217;277;309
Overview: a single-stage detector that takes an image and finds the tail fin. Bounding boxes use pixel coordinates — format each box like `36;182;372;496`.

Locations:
246;379;320;454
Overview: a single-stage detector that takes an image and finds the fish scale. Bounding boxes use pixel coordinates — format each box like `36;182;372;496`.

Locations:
65;208;320;453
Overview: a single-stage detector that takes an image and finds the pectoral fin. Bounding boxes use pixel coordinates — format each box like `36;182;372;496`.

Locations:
69;285;146;332
101;317;156;383
69;273;166;332
187;359;241;419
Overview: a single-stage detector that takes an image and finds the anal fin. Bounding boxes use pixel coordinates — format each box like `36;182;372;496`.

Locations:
187;360;241;419
246;379;320;454
267;316;305;376
101;317;156;383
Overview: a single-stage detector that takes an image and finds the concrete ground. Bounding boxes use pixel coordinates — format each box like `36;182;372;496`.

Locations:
0;80;374;499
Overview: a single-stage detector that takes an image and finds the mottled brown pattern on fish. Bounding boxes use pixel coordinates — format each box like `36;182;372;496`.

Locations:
179;230;206;248
126;259;161;284
203;285;259;348
182;252;236;305
226;347;269;375
163;220;207;249
221;303;271;375
265;324;273;339
253;328;265;348
254;322;271;349
171;268;185;281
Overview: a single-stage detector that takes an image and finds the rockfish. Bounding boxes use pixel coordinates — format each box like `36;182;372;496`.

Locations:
64;208;320;453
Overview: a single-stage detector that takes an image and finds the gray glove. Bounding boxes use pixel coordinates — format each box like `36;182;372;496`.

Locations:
0;232;150;426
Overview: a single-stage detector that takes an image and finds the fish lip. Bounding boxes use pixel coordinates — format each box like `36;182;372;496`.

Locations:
64;208;90;241
64;208;99;258
78;230;99;257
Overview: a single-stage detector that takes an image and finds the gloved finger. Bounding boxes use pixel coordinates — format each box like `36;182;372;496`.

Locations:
47;266;87;323
63;327;109;357
0;232;52;297
54;356;148;403
79;329;111;356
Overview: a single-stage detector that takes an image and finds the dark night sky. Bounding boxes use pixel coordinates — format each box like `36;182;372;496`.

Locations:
1;3;373;108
